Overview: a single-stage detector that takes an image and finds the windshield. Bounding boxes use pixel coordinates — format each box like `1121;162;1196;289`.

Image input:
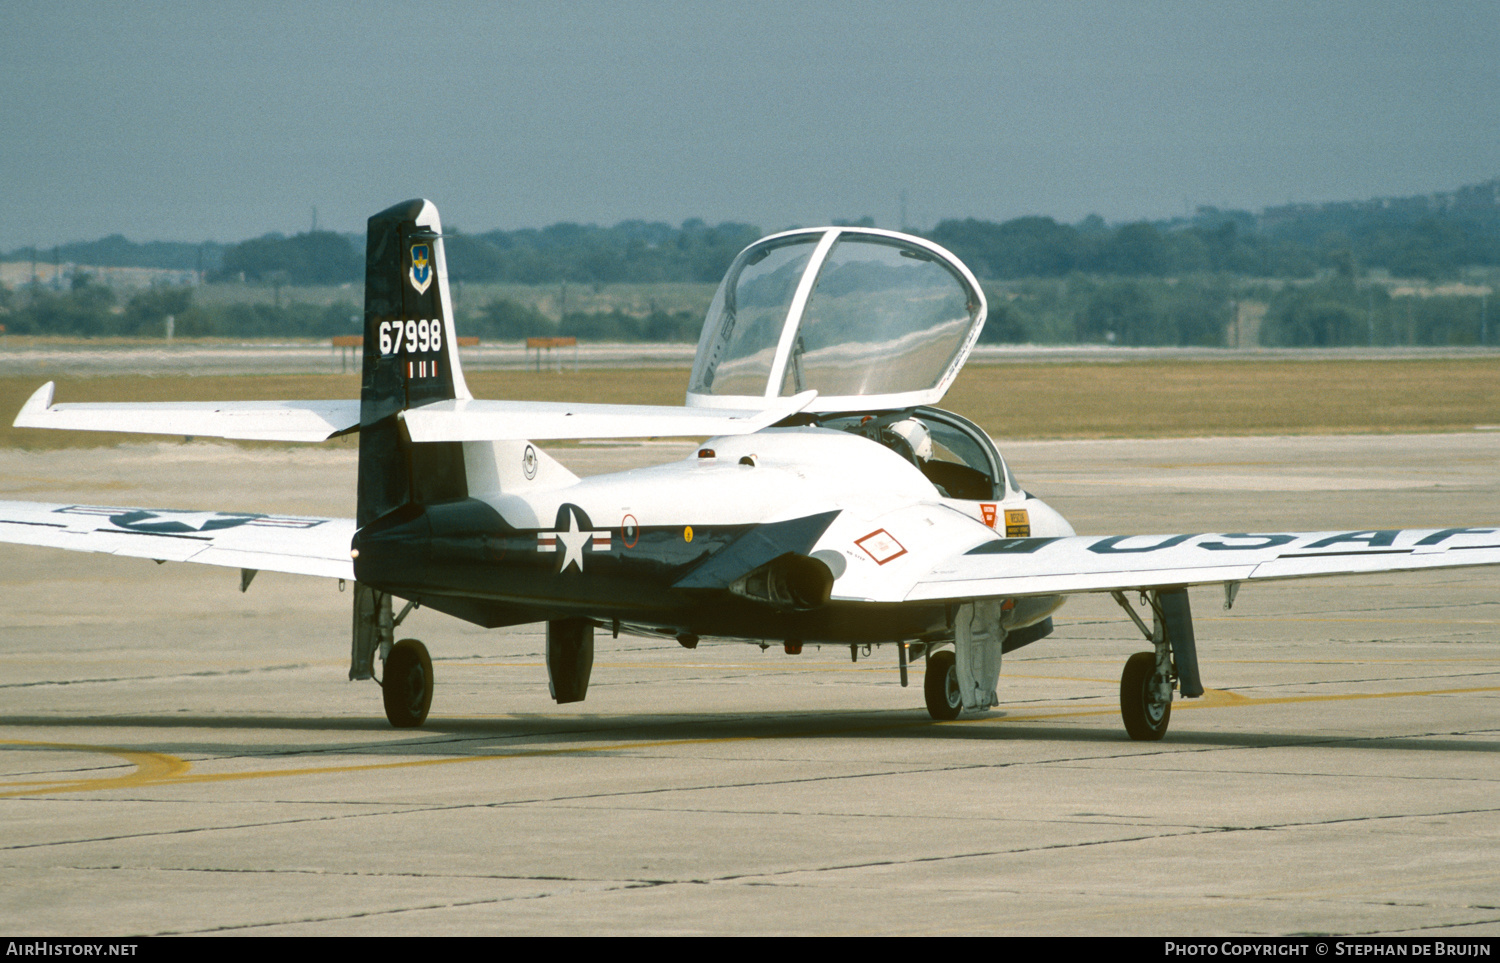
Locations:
691;238;817;397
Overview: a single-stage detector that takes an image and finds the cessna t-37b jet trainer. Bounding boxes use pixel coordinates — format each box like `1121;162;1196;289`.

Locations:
6;199;1499;737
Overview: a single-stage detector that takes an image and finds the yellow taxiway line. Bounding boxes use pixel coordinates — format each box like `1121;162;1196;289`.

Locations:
2;679;1496;799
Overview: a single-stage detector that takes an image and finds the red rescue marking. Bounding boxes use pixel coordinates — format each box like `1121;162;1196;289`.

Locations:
855;529;907;565
980;503;998;528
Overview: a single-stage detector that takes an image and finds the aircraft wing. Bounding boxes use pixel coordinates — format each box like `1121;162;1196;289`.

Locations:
902;526;1500;601
400;391;818;442
0;500;355;580
14;383;361;442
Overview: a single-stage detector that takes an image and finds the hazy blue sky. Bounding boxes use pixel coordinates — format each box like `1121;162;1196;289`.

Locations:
3;0;1496;247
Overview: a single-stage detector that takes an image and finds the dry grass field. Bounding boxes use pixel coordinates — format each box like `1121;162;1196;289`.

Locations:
946;357;1500;439
0;358;1495;449
191;279;721;320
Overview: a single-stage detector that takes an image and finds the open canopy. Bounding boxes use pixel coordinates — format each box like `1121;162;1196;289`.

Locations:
686;227;987;413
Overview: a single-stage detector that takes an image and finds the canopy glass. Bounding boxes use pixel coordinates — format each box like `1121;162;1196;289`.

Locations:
687;228;986;413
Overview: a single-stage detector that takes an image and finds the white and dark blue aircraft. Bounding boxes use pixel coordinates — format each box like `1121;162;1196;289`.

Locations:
5;199;1499;737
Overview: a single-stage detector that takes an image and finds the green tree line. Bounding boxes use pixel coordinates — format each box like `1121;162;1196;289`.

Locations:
978;274;1492;347
3;271;1489;348
0;275;358;338
4;178;1495;346
14;178;1495;287
179;205;1500;288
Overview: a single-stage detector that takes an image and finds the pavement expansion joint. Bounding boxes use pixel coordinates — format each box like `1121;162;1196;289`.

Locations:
1246;805;1500;833
0;663;314;689
130;865;643;885
170;881;663;935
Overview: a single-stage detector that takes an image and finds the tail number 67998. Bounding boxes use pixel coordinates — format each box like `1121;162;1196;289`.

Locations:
379;320;442;355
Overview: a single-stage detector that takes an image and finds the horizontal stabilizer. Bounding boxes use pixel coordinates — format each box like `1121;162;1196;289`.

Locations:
14;383;360;442
401;391;818;442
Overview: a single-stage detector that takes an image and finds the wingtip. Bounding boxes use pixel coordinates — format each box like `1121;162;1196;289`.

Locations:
14;382;55;428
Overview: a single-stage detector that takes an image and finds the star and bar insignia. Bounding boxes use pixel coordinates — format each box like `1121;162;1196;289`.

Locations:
536;504;611;573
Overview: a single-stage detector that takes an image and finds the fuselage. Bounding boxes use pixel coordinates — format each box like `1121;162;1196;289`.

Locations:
352;425;1074;645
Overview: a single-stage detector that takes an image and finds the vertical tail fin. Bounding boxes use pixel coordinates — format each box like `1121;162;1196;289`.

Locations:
358;199;472;527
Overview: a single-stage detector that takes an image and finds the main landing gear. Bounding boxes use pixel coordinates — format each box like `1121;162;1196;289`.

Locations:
1111;587;1204;741
923;649;962;721
351;583;434;728
382;638;434;728
1119;650;1170;740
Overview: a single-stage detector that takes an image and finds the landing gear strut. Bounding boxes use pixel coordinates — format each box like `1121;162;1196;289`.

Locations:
382;638;433;728
923;649;962;721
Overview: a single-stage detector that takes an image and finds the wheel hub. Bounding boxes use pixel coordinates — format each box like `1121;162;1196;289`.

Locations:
404;666;426;712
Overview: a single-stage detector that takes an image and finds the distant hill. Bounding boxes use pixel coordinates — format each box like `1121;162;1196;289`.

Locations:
932;177;1500;282
6;177;1497;287
2;236;226;274
1245;178;1500;278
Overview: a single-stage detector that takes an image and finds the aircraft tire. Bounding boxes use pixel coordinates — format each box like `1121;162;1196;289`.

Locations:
383;638;434;728
923;650;962;721
1121;651;1170;741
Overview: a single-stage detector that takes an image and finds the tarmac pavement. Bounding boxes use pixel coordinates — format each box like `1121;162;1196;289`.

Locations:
0;433;1495;935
